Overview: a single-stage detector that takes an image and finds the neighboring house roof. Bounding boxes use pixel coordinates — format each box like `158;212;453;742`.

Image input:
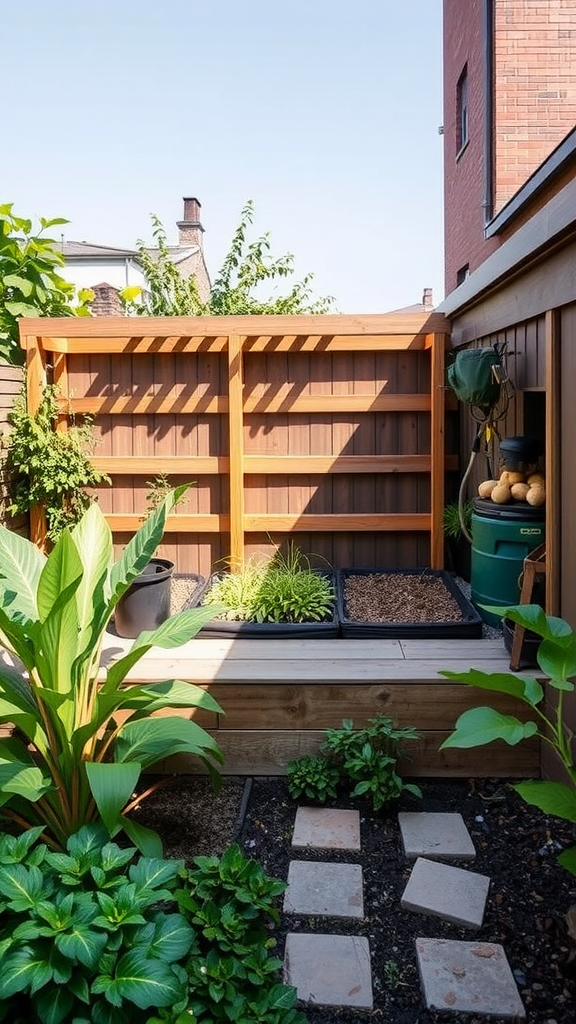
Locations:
62;241;141;259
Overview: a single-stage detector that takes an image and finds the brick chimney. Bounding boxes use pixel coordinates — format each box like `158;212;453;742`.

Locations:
422;287;434;309
90;283;123;316
177;197;204;248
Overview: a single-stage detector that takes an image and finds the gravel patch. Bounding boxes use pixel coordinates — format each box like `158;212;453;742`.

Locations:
343;572;464;624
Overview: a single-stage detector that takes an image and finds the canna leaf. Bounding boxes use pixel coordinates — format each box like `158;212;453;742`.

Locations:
440;668;544;706
440;706;539;748
513;780;576;822
85;761;141;836
0;523;45;623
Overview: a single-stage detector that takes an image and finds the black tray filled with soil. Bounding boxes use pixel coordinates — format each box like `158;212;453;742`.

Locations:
337;567;483;639
189;570;339;639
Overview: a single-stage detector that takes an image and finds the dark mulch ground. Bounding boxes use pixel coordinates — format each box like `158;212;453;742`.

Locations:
137;774;576;1024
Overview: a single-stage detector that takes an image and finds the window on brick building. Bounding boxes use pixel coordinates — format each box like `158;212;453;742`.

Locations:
456;65;469;155
456;264;469;286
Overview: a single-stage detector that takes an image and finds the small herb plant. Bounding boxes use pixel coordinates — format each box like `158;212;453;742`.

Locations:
286;755;340;803
440;602;576;875
287;716;422;810
2;383;110;541
203;544;335;624
0;827;305;1024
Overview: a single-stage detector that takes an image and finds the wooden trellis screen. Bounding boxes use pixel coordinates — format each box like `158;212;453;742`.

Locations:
19;313;451;575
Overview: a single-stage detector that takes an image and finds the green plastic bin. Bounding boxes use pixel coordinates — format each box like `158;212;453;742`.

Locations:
471;501;545;627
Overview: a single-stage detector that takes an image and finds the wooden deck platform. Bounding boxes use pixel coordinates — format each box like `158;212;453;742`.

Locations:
104;635;541;778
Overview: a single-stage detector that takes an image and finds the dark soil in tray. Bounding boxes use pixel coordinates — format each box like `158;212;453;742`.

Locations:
136;775;576;1024
338;569;483;639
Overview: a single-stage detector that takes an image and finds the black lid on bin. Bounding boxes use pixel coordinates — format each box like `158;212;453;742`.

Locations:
499;436;541;467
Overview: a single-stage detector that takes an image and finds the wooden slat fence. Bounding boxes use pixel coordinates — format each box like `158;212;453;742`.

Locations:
19;313;451;575
0;362;26;536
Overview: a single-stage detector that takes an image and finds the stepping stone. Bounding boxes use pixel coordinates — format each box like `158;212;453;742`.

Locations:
401;857;490;929
284;932;373;1008
283;860;364;919
292;806;361;850
398;811;476;861
415;937;525;1019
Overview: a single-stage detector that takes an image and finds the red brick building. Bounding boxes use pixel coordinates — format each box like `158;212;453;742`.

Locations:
443;0;576;295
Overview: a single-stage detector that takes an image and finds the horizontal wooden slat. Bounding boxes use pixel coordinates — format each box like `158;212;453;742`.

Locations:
242;513;431;532
93;454;458;476
104;514;229;533
209;682;530;731
160;731;540;777
67;392;432;416
243;335;428;352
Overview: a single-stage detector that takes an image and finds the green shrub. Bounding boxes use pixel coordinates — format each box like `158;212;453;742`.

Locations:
287;716;421;812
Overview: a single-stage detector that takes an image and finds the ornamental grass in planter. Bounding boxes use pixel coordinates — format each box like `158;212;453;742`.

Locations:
195;544;338;638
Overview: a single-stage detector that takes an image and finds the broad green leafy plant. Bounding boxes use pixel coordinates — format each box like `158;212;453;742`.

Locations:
121;201;334;317
0;204;92;365
0;486;223;853
440;603;576;874
0;823;195;1024
3;383;111;541
286;754;340;803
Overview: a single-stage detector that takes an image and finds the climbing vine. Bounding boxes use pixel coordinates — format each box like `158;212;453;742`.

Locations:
2;384;110;541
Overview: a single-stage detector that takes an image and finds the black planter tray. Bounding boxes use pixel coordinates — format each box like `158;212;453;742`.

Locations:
189;570;339;638
337;567;483;639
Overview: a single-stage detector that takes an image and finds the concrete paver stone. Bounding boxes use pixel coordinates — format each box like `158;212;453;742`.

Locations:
284;860;364;918
284;932;373;1008
292;806;361;850
416;937;525;1019
398;811;476;861
401;857;490;929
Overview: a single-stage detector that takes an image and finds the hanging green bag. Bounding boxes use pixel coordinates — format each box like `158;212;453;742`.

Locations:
447;348;502;407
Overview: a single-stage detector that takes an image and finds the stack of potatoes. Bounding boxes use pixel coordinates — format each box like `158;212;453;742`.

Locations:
478;470;545;506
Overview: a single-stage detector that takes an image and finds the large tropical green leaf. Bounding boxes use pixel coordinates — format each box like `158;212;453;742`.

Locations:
122;680;223;717
513;780;576;822
440;707;539;748
109;486;190;603
56;920;108;970
92;948;186;1009
440;668;544;707
0;524;45;623
0;761;52;802
0;603;38;673
0;667;42;742
70;504;114;661
537;635;576;689
114;717;223;769
121;816;164;858
85;761;141;836
37;532;83;699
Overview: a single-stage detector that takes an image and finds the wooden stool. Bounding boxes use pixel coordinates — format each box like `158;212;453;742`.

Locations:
509;543;546;671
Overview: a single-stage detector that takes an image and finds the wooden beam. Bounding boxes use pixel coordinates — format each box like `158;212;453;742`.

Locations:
67;392;432;416
104;514;229;533
242;513;430;532
92;454;459;476
545;309;560;614
430;333;446;569
17;311;450;340
228;335;245;566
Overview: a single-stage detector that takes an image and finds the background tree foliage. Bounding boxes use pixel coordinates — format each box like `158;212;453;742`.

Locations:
0;204;92;365
122;200;334;316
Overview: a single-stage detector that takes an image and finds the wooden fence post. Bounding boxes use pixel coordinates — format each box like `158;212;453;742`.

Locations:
228;334;245;567
429;332;446;569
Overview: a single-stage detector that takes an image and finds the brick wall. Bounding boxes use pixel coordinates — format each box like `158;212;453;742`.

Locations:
444;0;498;294
443;0;576;295
493;0;576;213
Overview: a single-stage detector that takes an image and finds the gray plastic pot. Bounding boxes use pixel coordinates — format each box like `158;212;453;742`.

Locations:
114;557;175;638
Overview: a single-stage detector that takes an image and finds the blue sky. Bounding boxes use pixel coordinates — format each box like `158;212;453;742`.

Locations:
2;1;444;312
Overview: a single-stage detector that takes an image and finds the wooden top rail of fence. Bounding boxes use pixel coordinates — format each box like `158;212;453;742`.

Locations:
18;313;450;567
